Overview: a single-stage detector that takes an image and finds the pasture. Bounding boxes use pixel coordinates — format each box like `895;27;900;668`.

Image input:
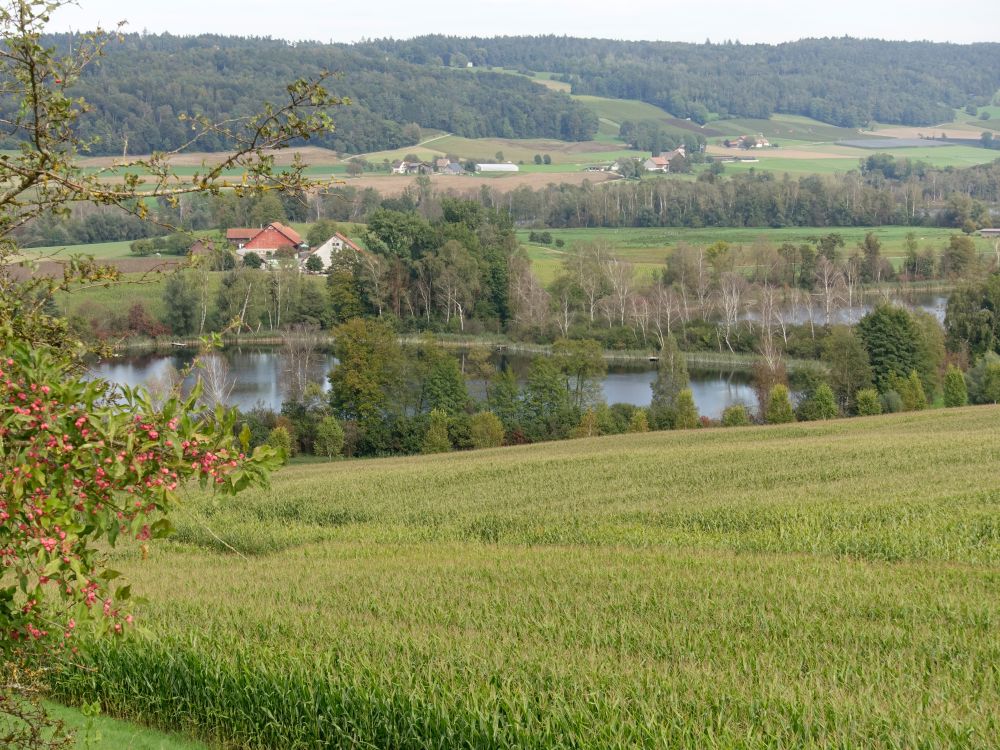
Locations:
51;407;1000;749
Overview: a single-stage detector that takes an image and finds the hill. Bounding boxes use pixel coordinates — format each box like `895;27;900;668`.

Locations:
11;35;1000;159
375;36;1000;129
16;34;598;156
54;408;1000;749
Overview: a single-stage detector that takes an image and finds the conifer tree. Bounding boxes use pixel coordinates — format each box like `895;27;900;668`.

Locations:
943;365;969;407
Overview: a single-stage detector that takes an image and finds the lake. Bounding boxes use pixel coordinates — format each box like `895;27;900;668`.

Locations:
92;347;758;420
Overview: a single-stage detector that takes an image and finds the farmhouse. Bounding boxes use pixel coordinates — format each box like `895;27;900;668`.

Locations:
642;147;686;173
980;228;1000;237
475;163;519;173
226;228;257;248
305;232;366;271
392;160;432;175
232;222;304;258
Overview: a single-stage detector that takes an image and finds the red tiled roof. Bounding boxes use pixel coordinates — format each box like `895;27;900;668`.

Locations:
334;232;362;253
269;222;303;246
227;228;257;241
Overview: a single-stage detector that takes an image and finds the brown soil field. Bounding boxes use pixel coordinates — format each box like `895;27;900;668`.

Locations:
79;146;342;169
874;124;984;140
339;171;621;196
4;257;183;280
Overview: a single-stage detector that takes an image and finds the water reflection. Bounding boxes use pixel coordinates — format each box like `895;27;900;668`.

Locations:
92;348;757;419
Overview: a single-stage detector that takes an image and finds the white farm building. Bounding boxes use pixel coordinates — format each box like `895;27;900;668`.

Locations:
475;163;519;173
304;232;365;271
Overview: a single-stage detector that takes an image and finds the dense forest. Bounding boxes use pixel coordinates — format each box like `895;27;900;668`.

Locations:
7;34;597;155
370;36;1000;127
6;35;999;157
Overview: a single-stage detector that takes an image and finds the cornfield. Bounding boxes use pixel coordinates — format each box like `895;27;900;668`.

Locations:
53;408;1000;748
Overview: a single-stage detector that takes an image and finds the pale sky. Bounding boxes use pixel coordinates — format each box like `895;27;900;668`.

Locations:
49;0;1000;44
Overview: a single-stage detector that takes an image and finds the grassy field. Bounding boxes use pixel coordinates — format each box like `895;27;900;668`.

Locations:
708;114;872;143
51;407;1000;749
714;144;999;177
519;226;995;283
42;703;208;749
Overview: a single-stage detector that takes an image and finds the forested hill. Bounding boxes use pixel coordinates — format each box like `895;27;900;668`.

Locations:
368;36;1000;128
21;34;598;156
17;34;1000;157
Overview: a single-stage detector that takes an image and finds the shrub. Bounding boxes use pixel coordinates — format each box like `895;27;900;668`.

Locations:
889;371;927;411
942;365;968;407
266;426;293;464
797;383;838;421
628;409;649;433
469;411;504;449
721;404;751;427
243;252;263;269
422;409;452;454
314;416;345;459
855;388;883;416
765;385;795;424
571;409;601;438
880;389;904;413
673;389;699;429
964;352;1000;404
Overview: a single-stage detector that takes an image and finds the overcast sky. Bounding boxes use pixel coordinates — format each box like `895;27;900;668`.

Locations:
49;1;999;44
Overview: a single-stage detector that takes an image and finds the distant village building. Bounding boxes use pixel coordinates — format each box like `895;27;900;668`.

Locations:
726;134;771;149
226;228;258;249
391;160;432;175
643;147;686;173
229;222;305;258
475;163;519;173
306;232;366;271
980;228;1000;237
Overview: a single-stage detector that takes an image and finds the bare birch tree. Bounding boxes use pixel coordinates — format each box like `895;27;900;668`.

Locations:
814;255;846;325
197;353;235;412
281;324;323;403
650;284;681;350
604;256;634;326
718;271;748;353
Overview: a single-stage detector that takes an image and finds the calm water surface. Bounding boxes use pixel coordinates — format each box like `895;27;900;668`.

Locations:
93;348;757;419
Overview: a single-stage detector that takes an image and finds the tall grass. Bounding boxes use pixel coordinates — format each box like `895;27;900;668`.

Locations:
52;408;1000;748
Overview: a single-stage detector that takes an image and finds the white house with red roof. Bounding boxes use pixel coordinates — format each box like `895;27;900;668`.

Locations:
306;232;366;271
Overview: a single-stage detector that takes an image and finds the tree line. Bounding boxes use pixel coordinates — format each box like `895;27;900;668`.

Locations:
371;36;1000;128
235;291;991;463
16;154;1000;251
317;157;1000;231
